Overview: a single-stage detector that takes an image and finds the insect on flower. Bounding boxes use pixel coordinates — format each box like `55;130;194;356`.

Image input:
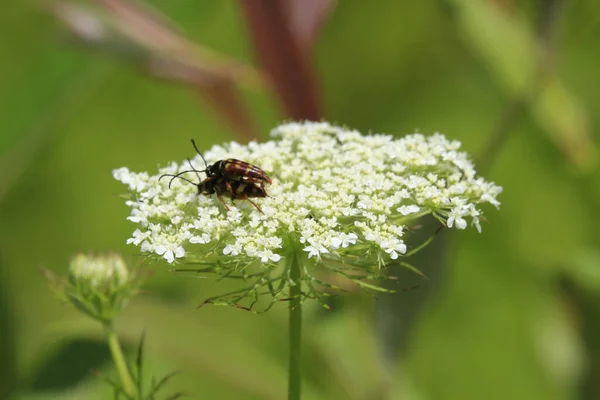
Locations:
159;139;272;213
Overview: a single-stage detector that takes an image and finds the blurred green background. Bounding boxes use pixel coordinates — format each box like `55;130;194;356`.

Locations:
2;0;600;399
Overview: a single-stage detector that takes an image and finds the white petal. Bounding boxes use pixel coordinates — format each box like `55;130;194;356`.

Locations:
473;218;482;233
174;247;186;258
140;241;152;252
398;205;420;216
155;245;167;255
163;250;175;263
447;216;455;228
331;237;342;249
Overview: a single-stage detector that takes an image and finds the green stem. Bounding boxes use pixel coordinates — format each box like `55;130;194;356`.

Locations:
288;253;302;400
105;323;137;398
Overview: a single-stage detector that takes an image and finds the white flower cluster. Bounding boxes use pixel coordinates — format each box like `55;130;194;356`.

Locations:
114;122;502;266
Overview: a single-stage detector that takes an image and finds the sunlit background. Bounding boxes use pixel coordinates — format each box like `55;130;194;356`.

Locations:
2;0;600;399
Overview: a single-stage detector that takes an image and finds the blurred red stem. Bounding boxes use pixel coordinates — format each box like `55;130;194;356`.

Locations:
239;0;324;120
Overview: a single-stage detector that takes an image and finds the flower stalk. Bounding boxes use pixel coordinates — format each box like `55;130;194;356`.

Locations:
105;323;137;398
288;252;302;400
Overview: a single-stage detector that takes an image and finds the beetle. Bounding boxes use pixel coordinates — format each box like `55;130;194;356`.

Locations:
190;139;272;191
159;139;271;213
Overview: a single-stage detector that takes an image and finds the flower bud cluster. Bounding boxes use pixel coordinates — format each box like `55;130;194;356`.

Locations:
65;253;135;323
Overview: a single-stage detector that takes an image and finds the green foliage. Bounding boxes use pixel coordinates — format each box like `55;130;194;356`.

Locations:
1;1;600;399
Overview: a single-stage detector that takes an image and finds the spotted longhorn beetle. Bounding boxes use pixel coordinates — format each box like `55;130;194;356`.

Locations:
159;139;272;213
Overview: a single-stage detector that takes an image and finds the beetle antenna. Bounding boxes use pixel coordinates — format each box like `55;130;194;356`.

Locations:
191;139;209;170
159;169;202;189
187;157;203;182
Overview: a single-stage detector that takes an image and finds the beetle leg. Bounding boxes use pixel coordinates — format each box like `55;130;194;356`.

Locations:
216;193;230;211
247;199;264;214
225;180;234;195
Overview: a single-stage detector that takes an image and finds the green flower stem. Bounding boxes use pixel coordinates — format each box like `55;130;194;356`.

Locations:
288;253;302;400
105;323;137;398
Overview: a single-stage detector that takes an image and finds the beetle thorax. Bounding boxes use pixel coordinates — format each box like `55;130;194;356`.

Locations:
207;161;224;177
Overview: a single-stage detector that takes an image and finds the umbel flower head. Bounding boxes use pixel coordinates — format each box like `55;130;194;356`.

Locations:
114;122;501;307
